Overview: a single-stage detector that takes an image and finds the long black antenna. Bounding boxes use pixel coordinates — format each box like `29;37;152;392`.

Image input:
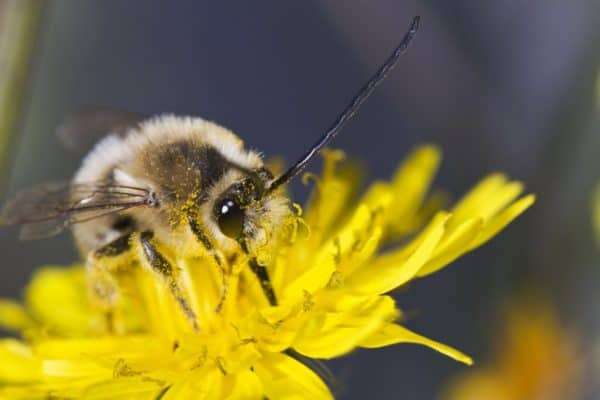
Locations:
266;16;421;194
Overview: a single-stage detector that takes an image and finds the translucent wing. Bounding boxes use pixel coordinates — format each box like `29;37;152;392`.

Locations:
56;108;145;154
1;181;153;240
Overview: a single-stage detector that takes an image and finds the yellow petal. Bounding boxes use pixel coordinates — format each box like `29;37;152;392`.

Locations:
42;359;110;379
416;218;483;278
162;369;223;400
0;339;41;382
361;323;473;365
345;212;448;294
293;296;397;359
417;195;534;278
25;266;101;336
81;377;167;400
359;182;394;214
254;353;333;400
392;146;440;211
336;226;383;278
225;370;264;399
283;204;382;302
449;174;522;228
469;194;535;248
448;175;506;221
0;299;33;332
0;386;51;399
313;291;376;313
303;150;362;241
35;335;161;359
387;145;441;235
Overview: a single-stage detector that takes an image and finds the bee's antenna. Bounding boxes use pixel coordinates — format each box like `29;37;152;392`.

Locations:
266;16;421;194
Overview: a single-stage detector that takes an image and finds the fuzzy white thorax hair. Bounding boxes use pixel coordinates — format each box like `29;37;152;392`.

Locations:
74;115;263;184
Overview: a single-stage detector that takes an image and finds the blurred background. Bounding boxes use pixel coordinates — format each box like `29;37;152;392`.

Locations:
0;1;599;399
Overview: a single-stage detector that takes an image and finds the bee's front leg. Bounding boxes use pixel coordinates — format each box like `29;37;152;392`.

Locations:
187;217;230;313
138;230;199;331
248;258;277;306
237;238;278;306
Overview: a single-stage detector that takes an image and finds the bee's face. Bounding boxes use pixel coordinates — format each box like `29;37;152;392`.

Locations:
212;174;265;240
195;167;292;256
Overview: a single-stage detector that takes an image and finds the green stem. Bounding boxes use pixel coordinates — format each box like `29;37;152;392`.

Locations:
0;0;45;194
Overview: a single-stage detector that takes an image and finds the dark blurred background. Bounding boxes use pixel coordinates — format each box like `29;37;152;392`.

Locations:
1;1;600;399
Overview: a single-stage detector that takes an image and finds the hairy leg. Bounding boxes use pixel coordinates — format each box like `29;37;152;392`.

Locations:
238;239;278;306
248;258;277;306
188;217;230;312
86;232;135;332
87;232;134;309
138;230;199;331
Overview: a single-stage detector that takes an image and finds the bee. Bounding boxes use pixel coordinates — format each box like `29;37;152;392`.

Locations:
1;17;420;329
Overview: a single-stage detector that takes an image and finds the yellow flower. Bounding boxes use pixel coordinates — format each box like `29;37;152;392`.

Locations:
0;146;533;399
441;299;582;400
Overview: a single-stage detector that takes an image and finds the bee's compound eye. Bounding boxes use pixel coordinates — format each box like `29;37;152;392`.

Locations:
216;198;245;239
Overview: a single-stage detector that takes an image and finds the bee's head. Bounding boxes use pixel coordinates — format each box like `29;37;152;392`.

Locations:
198;167;292;257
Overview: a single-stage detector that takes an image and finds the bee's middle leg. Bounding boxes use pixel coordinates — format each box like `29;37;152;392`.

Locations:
87;232;134;309
139;231;199;331
86;232;136;332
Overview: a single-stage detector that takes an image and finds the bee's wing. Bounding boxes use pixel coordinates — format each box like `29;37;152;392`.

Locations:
56;108;146;154
1;181;152;240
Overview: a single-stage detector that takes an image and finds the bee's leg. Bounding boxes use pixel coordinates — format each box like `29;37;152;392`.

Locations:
87;232;134;309
188;217;230;313
87;233;135;332
138;231;199;331
213;253;230;313
238;238;278;306
238;238;277;306
248;258;277;306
